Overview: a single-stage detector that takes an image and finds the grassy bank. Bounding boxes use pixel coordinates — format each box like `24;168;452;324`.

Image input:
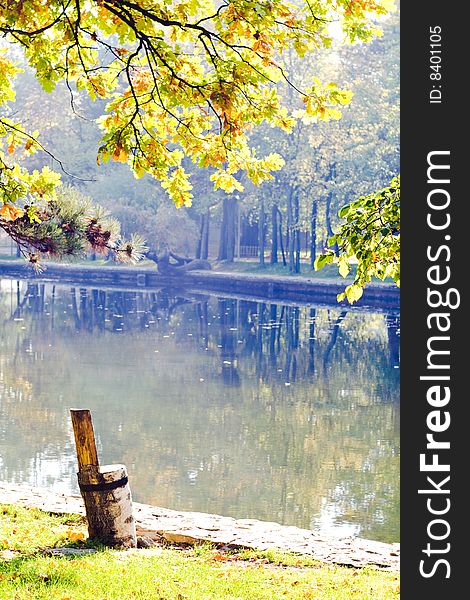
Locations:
0;254;357;283
1;253;398;289
211;259;357;282
0;505;399;600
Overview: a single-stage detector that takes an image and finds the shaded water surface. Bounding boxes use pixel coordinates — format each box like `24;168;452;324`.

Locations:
0;279;399;542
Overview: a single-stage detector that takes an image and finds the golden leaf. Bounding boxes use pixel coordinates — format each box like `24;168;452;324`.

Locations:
112;144;128;163
66;529;86;541
0;205;24;221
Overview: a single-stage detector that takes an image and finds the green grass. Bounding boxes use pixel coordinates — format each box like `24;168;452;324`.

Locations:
212;259;358;281
0;253;349;280
0;505;399;600
0;254;397;290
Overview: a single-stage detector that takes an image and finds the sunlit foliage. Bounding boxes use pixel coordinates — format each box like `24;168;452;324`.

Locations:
0;0;392;258
315;175;400;302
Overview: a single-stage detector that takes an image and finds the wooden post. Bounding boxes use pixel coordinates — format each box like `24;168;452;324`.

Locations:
70;409;137;548
70;409;99;471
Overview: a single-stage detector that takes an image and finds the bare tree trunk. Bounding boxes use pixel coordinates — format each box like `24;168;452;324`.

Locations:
270;204;278;264
325;193;335;241
310;200;317;269
196;214;204;259
203;210;209;259
325;166;339;254
259;198;265;267
227;199;236;262
217;197;237;261
294;192;301;274
278;209;286;266
198;210;209;260
217;207;227;261
287;189;295;273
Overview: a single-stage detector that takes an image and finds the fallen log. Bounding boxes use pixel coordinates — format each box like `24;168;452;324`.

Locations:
147;250;211;275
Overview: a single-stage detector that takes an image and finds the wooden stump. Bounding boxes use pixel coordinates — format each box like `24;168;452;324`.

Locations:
77;464;137;548
70;409;137;548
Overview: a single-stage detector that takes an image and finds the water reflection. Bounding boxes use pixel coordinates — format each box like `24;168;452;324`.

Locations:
0;279;399;542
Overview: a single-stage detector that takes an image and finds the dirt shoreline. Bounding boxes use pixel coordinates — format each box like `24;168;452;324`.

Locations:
0;482;399;571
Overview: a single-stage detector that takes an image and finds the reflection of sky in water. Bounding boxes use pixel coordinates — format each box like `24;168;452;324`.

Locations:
0;279;399;542
314;496;361;538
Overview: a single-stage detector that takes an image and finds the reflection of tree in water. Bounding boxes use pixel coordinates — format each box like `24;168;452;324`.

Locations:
218;299;240;387
0;280;400;541
322;311;348;372
309;308;316;377
386;314;400;367
3;282;400;398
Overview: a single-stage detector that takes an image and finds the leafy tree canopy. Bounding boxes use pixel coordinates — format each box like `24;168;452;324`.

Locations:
0;0;393;261
315;175;400;303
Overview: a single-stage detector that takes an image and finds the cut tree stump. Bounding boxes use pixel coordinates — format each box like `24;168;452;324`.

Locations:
70;409;137;548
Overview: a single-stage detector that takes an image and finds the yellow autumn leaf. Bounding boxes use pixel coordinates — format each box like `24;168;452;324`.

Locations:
66;529;85;541
112;145;129;163
263;153;285;171
0;204;24;221
210;171;244;193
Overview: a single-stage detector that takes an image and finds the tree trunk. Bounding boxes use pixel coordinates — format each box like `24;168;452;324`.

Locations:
217;201;227;260
324;163;339;253
278;209;286;266
197;210;210;260
196;214;204;259
294;192;301;274
202;209;210;260
325;192;335;239
285;212;290;263
270;204;278;264
227;199;236;262
259;198;265;267
287;189;295;273
310;200;317;269
218;197;236;261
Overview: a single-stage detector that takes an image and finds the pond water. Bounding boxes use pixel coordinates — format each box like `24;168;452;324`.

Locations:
0;278;399;543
